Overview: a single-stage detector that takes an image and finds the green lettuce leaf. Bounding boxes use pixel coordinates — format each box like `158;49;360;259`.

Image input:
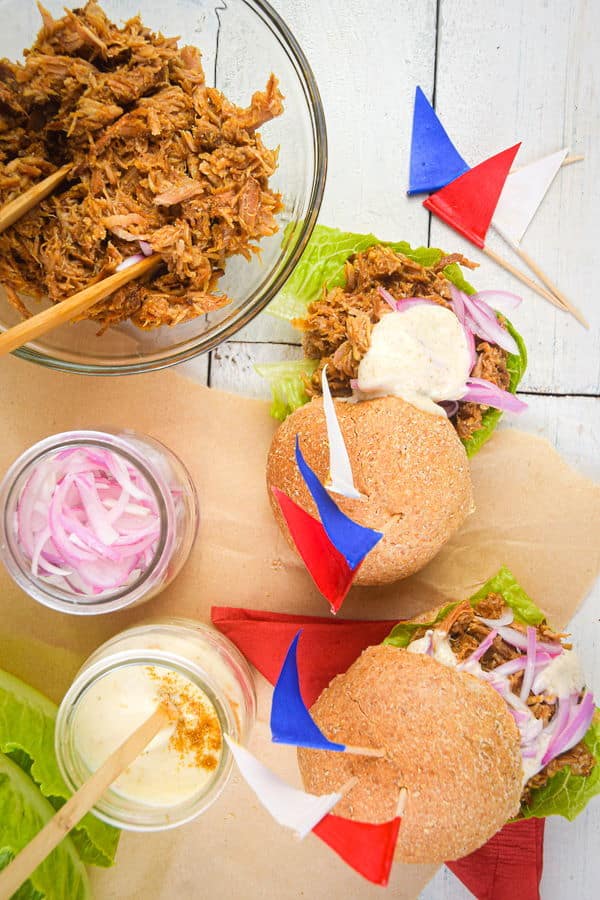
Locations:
254;359;318;421
0;667;120;867
384;565;545;648
384;568;600;821
262;225;527;454
383;603;459;649
0;752;92;899
267;226;383;322
519;715;600;822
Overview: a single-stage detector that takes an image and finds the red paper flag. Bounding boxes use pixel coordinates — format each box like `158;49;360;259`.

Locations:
272;487;358;613
313;813;402;886
423;143;521;248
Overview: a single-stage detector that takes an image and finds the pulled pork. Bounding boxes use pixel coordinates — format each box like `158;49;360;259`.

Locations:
296;244;510;441
0;2;284;329
410;593;596;808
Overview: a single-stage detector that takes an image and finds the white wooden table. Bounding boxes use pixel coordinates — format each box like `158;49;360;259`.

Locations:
189;1;600;895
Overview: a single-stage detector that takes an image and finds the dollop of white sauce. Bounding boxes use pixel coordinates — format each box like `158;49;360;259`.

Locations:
407;629;458;667
533;649;584;698
521;732;554;784
73;664;222;807
357;305;471;415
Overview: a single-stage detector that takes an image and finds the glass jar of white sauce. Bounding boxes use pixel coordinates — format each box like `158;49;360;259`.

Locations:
0;429;199;614
55;620;256;831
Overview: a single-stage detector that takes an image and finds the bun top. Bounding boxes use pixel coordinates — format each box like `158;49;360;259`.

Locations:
297;645;522;864
267;396;474;585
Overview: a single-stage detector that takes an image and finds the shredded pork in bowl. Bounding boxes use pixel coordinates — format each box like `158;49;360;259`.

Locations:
0;0;326;373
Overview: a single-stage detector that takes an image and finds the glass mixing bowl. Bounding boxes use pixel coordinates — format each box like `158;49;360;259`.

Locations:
0;0;326;373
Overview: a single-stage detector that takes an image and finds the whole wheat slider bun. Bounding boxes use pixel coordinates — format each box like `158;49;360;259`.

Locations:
266;396;474;585
297;645;523;864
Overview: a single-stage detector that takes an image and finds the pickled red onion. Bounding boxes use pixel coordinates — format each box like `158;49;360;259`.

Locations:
461;378;528;413
16;447;162;596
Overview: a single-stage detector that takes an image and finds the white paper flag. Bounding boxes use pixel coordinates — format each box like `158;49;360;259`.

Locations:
321;365;361;499
225;736;342;839
492;147;569;245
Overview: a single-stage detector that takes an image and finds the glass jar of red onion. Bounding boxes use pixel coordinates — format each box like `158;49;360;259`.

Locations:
0;430;199;614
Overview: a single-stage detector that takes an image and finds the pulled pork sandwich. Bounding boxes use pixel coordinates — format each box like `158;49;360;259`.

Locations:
297;570;599;864
0;2;283;330
259;226;527;457
267;394;473;584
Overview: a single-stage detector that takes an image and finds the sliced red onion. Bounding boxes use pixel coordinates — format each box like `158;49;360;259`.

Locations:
476;609;514;629
459;629;498;668
139;240;153;257
349;379;359;392
497;626;563;656
463;324;477;371
461;378;528;413
14;447;166;597
377;286;397;310
541;693;595;766
116;252;145;272
490;651;554;680
449;285;519;354
520;627;538;702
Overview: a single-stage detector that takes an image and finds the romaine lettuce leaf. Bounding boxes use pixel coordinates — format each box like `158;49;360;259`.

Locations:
254;359;318;421
384;568;600;822
519;715;600;822
262;225;527;454
466;565;544;625
0;668;120;867
267;226;383;322
0;752;92;899
383;566;544;648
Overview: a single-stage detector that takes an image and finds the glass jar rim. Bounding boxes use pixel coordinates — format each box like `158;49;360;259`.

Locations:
55;642;241;831
0;429;180;614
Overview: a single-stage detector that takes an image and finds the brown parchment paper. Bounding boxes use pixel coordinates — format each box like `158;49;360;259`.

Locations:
0;355;599;900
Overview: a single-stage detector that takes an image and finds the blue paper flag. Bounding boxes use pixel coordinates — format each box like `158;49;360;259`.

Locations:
270;631;346;751
295;437;383;571
408;86;470;195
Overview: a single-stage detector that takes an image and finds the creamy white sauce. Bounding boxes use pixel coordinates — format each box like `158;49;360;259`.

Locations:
533;650;584;698
407;629;458;667
521;732;554;783
356;305;471;415
73;664;222;807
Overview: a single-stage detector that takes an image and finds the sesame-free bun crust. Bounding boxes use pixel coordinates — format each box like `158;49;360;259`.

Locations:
297;646;522;864
266;396;474;585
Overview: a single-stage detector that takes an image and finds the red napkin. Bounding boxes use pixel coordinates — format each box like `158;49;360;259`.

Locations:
446;819;544;900
211;607;545;899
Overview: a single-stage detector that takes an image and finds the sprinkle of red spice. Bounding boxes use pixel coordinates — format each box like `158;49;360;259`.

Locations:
147;667;222;772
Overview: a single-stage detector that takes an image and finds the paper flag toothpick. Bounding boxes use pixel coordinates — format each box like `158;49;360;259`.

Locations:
492;147;569;245
408;86;469;195
271;631;345;750
423;143;521;247
272;488;357;613
321;366;361;499
295;438;383;570
313;813;402;886
225;736;342;839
